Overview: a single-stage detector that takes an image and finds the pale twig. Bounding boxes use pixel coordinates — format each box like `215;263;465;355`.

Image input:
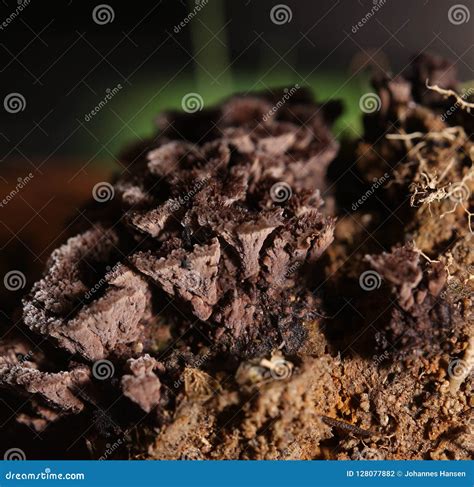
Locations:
386;131;426;141
426;80;474;112
413;242;439;263
386;127;462;143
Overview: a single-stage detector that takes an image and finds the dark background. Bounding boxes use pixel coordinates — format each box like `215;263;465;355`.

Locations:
1;0;473;163
0;0;472;308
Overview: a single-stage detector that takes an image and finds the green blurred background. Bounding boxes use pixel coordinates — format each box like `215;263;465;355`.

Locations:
3;0;472;170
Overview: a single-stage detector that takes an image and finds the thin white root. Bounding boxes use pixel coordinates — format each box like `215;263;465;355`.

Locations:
413;242;439;263
426;80;474;112
386;126;464;143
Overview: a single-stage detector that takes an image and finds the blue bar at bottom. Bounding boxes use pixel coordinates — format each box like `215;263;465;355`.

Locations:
0;460;472;487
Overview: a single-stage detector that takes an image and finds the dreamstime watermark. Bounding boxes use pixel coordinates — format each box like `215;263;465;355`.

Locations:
15;350;34;364
92;409;120;437
84;263;120;300
237;355;294;387
92;359;115;380
0;173;34;208
3;93;26;113
351;0;387;34
448;4;470;25
258;356;294;381
447;358;472;380
84;84;122;122
170;176;210;212
267;358;292;380
3;448;26;460
173;0;209;34
262;84;300;122
448;181;470;204
440;277;473;300
181;93;204;113
270;182;292;203
360;349;390;385
372;350;390;366
270;4;292;25
351;172;390;211
92;4;115;25
440;87;474;121
3;270;26;291
0;0;31;31
273;260;302;287
359;92;381;113
92;182;115;202
359;270;382;291
99;433;129;460
5;469;85;481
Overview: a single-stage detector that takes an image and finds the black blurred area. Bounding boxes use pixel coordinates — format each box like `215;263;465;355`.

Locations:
1;0;473;161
